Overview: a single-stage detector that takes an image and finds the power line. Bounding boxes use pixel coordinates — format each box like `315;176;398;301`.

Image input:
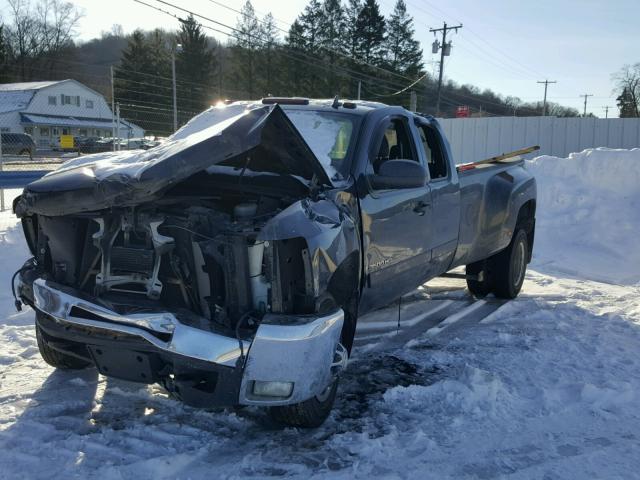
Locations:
204;0;415;84
390;0;548;90
401;0;546;79
369;72;429;97
145;0;417;88
131;0;426;100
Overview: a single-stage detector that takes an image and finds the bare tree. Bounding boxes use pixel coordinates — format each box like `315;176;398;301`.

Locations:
5;0;82;80
504;95;523;116
613;64;640;117
37;0;82;55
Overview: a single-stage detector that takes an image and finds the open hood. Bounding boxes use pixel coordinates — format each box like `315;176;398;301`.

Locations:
16;104;332;217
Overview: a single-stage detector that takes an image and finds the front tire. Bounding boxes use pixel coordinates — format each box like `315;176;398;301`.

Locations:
36;320;91;370
268;379;338;428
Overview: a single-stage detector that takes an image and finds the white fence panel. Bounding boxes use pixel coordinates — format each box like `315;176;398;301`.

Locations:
438;116;640;162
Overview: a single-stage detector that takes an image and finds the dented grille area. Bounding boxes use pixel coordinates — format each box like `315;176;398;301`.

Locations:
111;246;154;274
27;187;318;334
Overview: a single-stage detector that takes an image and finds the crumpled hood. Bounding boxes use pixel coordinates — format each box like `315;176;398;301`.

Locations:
15;103;332;217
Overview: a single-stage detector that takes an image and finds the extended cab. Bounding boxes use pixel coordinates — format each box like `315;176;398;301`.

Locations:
12;99;536;427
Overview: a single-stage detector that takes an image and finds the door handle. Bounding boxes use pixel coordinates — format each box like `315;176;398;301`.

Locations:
413;201;430;216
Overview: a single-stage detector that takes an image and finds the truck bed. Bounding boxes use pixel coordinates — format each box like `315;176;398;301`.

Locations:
450;159;536;269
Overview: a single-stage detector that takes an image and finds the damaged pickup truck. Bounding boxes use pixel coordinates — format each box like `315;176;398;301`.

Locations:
12;98;537;427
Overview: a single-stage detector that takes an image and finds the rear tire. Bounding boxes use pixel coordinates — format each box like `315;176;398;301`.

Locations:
268;379;338;428
491;229;529;299
36;321;91;370
466;260;492;298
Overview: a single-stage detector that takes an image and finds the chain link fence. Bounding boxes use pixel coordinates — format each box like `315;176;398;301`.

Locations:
0;62;204;210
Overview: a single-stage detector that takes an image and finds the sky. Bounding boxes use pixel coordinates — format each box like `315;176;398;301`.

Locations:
3;0;639;117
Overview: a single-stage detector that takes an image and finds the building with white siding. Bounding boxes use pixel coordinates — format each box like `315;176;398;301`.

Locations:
0;79;144;149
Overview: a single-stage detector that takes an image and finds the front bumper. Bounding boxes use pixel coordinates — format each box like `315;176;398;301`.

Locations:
28;277;344;407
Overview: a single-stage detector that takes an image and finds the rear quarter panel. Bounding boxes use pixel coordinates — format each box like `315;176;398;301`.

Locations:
451;162;536;267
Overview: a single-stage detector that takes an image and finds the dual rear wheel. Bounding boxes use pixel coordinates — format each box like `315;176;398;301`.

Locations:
466;228;529;299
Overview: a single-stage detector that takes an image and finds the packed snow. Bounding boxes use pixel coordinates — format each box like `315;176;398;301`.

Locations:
0;148;639;479
527;148;640;285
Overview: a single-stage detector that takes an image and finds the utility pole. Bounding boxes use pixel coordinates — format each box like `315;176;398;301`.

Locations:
580;94;594;117
430;22;462;116
172;43;183;133
409;91;417;112
537;80;557;116
111;65;116;151
172;51;178;133
603;105;611;118
357;80;361;100
116;103;121;151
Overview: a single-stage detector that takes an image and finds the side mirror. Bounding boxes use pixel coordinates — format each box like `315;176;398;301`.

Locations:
369;159;428;189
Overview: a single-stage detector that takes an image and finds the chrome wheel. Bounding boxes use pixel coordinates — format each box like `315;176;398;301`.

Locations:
315;382;334;402
512;239;526;287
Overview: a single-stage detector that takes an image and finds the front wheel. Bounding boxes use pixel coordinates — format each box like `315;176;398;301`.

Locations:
36;319;91;370
268;379;338;428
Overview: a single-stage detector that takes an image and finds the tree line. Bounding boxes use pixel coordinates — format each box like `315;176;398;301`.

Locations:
4;0;619;135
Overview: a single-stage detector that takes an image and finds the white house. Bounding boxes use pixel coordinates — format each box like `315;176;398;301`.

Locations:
0;79;144;149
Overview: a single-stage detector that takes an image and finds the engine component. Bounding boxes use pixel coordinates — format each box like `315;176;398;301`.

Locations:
234;202;258;220
248;241;269;312
93;215;174;299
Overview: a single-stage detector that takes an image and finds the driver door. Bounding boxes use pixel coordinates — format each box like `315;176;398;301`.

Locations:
358;115;433;315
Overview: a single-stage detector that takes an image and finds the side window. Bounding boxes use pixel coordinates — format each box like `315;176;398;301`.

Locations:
373;118;416;173
417;124;448;180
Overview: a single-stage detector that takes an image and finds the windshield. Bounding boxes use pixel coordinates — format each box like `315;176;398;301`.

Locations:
284;109;359;179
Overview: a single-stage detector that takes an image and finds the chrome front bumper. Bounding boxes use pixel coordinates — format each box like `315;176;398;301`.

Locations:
31;278;344;406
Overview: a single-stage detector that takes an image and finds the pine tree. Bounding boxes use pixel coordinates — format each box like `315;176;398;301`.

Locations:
318;0;346;96
284;19;307;95
298;0;324;53
230;1;261;98
259;13;279;95
385;0;423;77
115;29;172;134
353;0;386;66
297;0;325;94
617;87;639;118
343;0;364;99
344;0;363;59
176;15;217;122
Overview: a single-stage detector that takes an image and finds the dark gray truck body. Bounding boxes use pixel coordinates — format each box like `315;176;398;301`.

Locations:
12;99;536;424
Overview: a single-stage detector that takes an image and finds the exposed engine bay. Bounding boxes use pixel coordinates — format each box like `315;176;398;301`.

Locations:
22;186;324;338
14;103;362;340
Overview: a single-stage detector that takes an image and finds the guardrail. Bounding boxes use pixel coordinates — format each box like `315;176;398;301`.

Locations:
0;170;50;212
0;154;61;211
0;170;50;188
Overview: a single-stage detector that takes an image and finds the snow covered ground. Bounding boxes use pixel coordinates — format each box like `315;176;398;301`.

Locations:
0;148;639;479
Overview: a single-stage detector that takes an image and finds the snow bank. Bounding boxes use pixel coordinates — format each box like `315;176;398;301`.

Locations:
527;148;640;285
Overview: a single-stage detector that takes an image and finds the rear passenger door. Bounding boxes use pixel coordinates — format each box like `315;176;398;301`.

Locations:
415;119;461;275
